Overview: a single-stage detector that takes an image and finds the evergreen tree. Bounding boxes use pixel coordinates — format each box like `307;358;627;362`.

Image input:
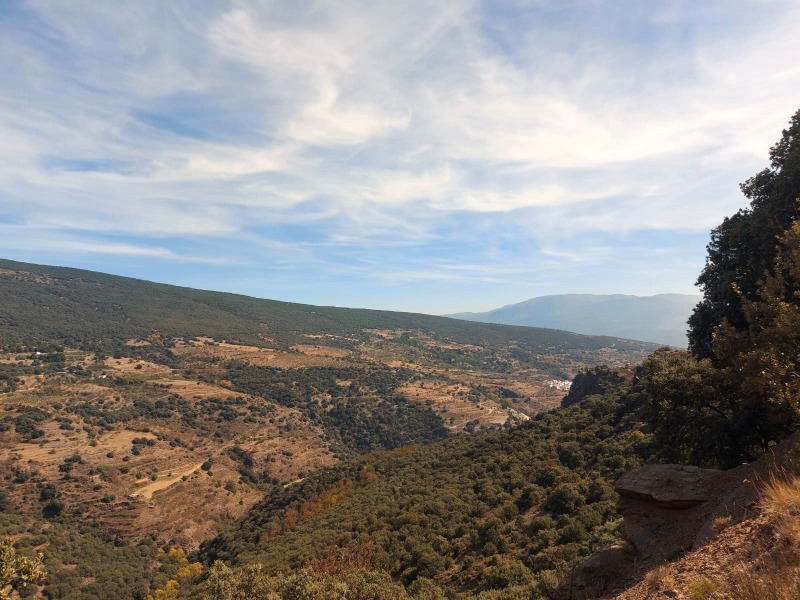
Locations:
689;110;800;357
715;222;800;413
641;110;800;468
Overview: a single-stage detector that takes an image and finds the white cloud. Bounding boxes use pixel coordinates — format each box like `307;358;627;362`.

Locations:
1;0;800;305
59;241;178;258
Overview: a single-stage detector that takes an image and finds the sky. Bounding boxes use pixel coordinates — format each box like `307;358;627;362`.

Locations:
1;1;799;315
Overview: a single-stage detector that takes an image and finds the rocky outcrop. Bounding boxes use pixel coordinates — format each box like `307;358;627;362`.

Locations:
556;437;796;600
614;464;720;508
613;463;745;563
558;543;637;600
559;463;741;599
561;366;627;407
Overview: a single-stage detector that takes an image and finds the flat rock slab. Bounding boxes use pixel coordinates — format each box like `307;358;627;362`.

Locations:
562;435;798;598
614;464;722;508
614;464;730;562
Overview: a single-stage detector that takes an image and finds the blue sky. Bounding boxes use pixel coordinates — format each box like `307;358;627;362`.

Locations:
1;1;799;314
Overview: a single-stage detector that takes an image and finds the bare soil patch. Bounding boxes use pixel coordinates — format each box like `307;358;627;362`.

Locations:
0;353;32;365
290;344;352;358
104;357;173;377
133;461;205;500
173;340;353;369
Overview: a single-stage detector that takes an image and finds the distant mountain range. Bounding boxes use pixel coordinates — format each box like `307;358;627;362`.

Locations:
446;293;702;347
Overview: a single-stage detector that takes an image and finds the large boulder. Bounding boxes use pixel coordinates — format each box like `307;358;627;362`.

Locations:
557;433;797;599
614;464;721;508
614;464;730;562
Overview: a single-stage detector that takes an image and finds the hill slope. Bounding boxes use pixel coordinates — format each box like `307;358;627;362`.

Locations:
448;294;700;347
0;259;661;599
200;366;647;595
0;259;659;360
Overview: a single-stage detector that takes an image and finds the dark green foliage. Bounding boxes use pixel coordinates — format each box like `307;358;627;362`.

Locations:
636;349;795;467
689;109;800;357
561;366;628;407
9;406;50;440
201;368;649;591
69;393;196;428
713;222;800;414
38;485;57;502
42;499;64;518
0;258;658;365
642;110;800;467
0;513;170;600
228;446;265;484
58;454;84;474
201;563;444;600
542;484;585;516
225;365;449;454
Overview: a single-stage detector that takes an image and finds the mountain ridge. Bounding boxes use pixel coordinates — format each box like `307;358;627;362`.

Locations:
447;293;701;347
0;257;661;359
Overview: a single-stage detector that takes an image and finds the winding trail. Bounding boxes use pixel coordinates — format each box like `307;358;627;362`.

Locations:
133;462;205;500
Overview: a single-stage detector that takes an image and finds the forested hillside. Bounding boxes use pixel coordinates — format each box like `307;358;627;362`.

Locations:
201;366;648;596
0;258;656;360
0;259;656;599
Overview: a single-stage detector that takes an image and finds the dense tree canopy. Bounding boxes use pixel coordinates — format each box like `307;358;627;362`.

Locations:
637;348;794;468
715;222;800;411
200;371;648;595
689;109;800;357
643;110;800;467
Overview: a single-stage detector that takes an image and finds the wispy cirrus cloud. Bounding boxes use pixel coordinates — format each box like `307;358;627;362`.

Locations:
1;0;799;313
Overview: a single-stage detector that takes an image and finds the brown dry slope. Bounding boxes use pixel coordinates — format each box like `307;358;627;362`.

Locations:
1;320;655;556
0;348;337;549
614;467;800;600
614;513;770;600
584;436;800;600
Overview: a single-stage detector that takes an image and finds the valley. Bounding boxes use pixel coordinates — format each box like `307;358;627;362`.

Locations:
4;3;800;598
0;324;640;551
0;259;665;598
